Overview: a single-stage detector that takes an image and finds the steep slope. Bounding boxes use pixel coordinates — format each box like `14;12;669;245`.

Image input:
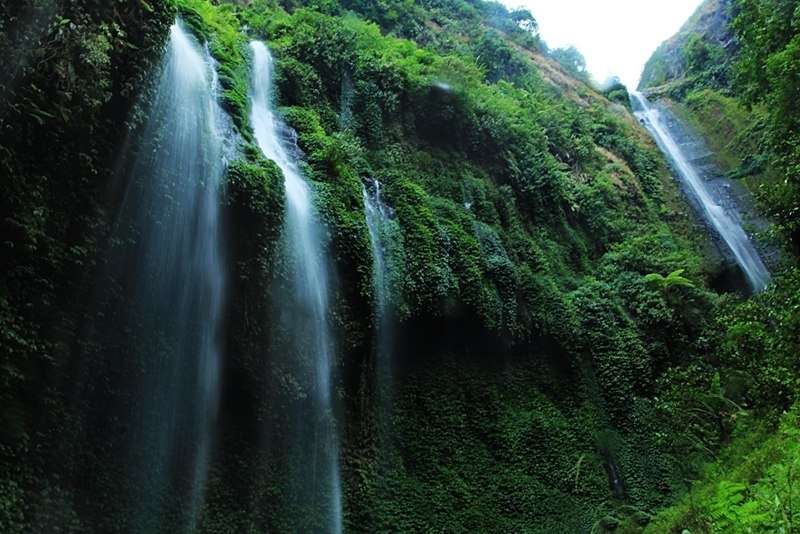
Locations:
637;0;778;197
637;0;774;263
639;0;800;530
639;0;736;94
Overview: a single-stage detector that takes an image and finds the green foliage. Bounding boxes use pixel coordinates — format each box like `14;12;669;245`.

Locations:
590;107;663;200
715;268;800;411
550;45;589;84
601;77;631;107
2;0;772;531
334;0;542;54
235;7;722;521
718;0;800;250
364;355;608;532
685;33;726;76
646;262;800;528
473;30;526;83
706;480;767;530
308;131;376;344
648;405;800;532
644;268;695;289
0;1;175;531
383;180;451;315
177;0;253;133
225;151;286;273
639;0;735;94
0;0;174;438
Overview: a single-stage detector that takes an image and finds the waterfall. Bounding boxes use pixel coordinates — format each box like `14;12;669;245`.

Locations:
631;92;769;292
249;41;342;533
362;177;398;463
91;22;227;529
362;178;398;387
363;178;393;319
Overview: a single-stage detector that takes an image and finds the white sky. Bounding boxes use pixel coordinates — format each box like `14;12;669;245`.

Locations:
502;0;704;88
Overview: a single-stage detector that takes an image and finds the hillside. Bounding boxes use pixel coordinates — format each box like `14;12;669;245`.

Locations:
1;0;794;532
639;0;736;95
638;0;800;530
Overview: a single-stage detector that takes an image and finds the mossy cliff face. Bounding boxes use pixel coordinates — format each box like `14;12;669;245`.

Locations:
635;0;800;530
0;0;743;532
639;0;736;94
0;1;175;529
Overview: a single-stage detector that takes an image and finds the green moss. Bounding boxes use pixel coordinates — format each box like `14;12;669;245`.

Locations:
224;148;285;298
366;354;611;532
226;152;285;226
176;0;252;135
668;90;779;193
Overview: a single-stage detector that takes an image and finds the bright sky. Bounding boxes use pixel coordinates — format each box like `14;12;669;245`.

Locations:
502;0;704;88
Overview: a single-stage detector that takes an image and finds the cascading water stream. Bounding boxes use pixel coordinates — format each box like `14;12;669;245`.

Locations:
249;41;342;533
93;21;227;529
362;178;397;403
363;179;392;320
362;177;399;473
631;92;769;292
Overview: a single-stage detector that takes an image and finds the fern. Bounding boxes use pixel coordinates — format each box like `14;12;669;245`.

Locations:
708;480;771;532
710;370;721;398
644;268;695;289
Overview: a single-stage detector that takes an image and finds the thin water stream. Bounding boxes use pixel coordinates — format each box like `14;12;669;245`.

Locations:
362;177;397;424
249;40;342;533
631;91;769;292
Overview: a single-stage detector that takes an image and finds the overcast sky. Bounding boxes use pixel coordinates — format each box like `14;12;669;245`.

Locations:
502;0;704;88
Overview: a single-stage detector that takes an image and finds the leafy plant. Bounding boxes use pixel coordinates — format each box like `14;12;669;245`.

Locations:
644;268;695;289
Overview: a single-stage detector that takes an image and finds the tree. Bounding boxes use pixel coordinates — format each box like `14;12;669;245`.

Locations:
732;0;800;251
550;45;588;83
509;7;537;34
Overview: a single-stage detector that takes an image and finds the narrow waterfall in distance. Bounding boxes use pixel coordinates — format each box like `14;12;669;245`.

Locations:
363;178;392;327
632;91;769;293
362;178;397;412
249;40;342;533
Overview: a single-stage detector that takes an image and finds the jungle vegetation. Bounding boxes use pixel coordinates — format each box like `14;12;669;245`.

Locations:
641;0;800;530
0;0;798;531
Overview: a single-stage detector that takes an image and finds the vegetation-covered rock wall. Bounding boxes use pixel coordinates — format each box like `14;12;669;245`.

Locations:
639;0;800;530
3;0;798;532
